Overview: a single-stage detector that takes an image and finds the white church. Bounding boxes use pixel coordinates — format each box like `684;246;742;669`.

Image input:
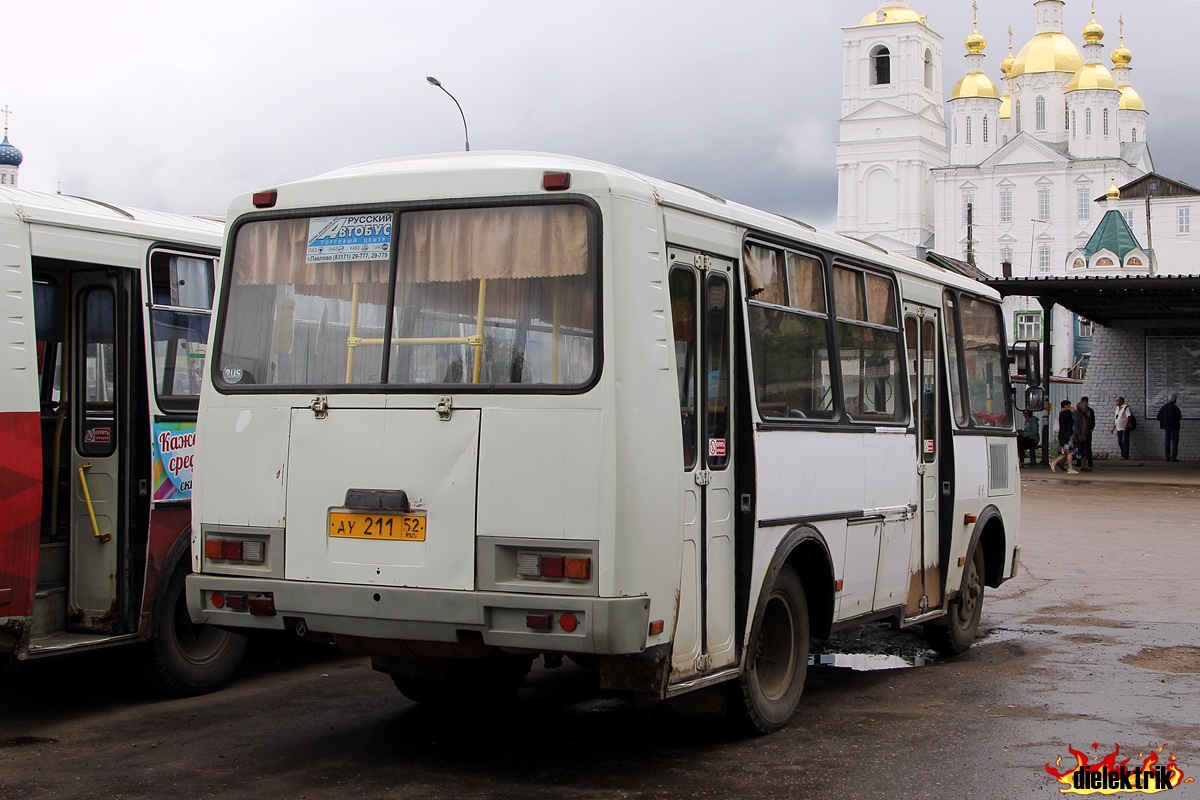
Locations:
836;0;1166;376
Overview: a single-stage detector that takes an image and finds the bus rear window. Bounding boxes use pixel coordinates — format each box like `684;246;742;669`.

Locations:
217;204;596;390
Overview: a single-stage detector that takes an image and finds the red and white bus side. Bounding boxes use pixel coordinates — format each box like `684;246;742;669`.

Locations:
0;187;244;694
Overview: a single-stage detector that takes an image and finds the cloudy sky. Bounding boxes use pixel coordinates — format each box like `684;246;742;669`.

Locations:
4;1;1197;228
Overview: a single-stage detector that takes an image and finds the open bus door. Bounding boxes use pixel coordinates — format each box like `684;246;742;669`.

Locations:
68;271;129;633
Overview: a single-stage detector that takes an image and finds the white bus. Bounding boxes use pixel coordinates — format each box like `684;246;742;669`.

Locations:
0;186;246;695
189;153;1037;731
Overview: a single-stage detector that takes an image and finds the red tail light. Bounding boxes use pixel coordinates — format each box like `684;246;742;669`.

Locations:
542;172;570;191
252;190;278;208
526;613;553;630
558;612;579;632
248;596;276;616
540;556;565;578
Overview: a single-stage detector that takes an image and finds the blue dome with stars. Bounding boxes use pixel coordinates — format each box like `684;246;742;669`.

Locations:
0;136;23;167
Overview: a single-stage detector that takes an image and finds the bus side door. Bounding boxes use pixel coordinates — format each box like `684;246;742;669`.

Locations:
668;251;737;679
904;307;943;616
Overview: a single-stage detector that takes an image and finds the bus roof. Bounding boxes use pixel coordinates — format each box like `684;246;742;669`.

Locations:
234;151;998;301
0;185;224;248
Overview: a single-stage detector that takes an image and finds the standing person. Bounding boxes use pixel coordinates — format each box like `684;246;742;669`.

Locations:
1111;395;1132;460
1073;397;1094;471
1051;400;1079;473
1156;394;1183;462
1018;410;1040;465
1077;396;1096;470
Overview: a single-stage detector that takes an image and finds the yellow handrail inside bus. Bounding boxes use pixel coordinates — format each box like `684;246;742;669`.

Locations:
472;279;487;384
345;282;361;384
76;461;111;544
49;282;71;539
343;279;491;384
551;277;560;384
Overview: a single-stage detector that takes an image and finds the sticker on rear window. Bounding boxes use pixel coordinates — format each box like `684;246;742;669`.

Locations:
305;214;393;264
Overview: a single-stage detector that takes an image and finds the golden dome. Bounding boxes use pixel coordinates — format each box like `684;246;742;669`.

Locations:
1107;180;1121;200
1111;43;1132;68
1000;50;1016;77
999;94;1011;119
965;27;987;55
1066;62;1117;92
1011;32;1083;77
855;7;928;27
1082;17;1105;46
1119;84;1146;111
952;72;1000;100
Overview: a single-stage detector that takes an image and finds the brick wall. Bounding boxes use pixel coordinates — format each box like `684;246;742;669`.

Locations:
1081;319;1200;461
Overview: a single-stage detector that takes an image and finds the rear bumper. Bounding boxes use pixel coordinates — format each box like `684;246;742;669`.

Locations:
186;574;652;655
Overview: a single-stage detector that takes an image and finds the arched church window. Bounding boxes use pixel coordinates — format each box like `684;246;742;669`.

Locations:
1132;128;1138;142
1015;100;1022;132
1086;108;1092;135
1103;109;1110;137
871;46;891;86
1035;96;1046;131
983;115;989;144
966;116;973;145
1072;111;1077;139
924;49;934;89
1065;102;1070;130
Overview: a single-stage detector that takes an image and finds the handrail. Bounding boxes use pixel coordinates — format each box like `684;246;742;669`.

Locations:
76;462;111;543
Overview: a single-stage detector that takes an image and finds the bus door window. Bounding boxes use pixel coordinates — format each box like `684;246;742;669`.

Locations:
704;274;730;470
669;268;698;470
79;287;117;457
922;319;937;461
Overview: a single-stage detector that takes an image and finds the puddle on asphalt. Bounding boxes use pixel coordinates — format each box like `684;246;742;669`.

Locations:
809;652;930;670
808;622;940;671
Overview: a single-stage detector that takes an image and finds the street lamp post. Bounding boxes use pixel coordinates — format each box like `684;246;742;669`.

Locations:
426;76;470;152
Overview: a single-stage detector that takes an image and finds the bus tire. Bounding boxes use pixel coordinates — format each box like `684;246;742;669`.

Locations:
733;565;809;734
139;565;248;697
925;545;985;656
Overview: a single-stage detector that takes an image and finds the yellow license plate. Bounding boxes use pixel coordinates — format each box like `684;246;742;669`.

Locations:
328;511;426;541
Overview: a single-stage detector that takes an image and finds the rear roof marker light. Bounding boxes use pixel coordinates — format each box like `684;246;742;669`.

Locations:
252;190;278;209
542;172;570;191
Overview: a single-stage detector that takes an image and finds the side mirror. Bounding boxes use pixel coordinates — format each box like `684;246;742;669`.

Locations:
1018;339;1041;388
1024;386;1046;412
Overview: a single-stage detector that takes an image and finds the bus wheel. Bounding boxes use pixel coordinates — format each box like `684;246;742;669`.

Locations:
733;565;809;734
925;545;985;656
139;565;248;697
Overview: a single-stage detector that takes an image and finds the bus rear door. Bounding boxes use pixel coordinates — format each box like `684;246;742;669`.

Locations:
669;249;737;681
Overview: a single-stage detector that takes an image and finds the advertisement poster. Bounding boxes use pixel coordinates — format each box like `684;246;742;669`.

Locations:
151;420;196;502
